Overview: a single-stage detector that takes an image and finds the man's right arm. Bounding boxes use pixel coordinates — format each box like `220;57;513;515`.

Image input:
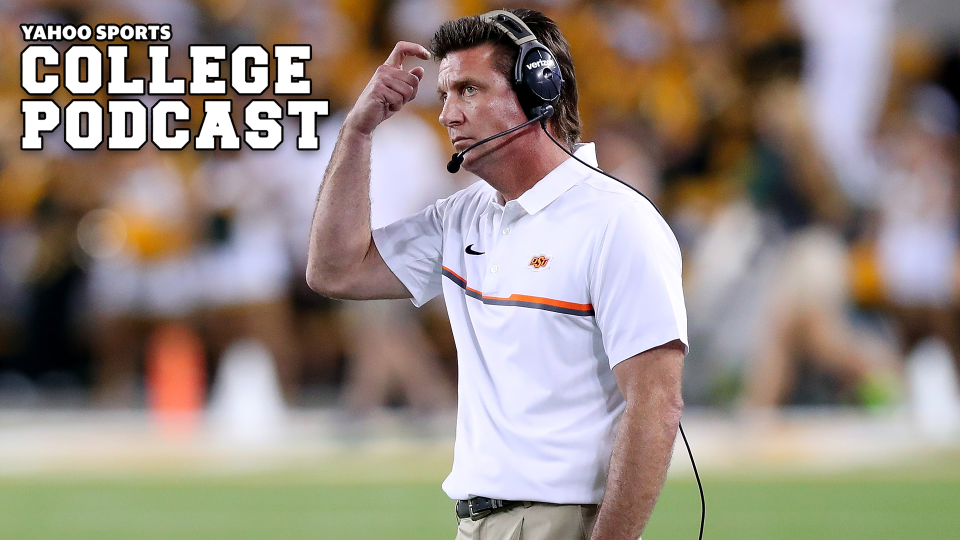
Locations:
306;41;431;300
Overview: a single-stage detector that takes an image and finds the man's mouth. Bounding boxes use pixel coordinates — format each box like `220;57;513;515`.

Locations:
452;136;472;150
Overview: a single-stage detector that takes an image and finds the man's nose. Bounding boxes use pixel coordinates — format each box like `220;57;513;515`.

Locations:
439;98;464;127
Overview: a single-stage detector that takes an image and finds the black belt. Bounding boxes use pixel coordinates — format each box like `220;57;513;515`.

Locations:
455;497;523;521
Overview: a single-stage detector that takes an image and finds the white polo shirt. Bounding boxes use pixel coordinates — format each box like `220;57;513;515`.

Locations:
372;143;687;504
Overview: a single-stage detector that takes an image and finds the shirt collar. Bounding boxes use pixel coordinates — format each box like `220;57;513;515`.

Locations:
514;142;597;216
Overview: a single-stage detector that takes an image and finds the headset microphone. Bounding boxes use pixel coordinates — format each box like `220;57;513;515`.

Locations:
446;105;554;173
446;154;464;174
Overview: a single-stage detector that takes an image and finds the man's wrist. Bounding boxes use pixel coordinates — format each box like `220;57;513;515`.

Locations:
343;109;381;138
342;115;376;138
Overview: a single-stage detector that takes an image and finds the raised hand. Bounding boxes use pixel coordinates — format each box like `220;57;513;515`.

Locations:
345;41;431;135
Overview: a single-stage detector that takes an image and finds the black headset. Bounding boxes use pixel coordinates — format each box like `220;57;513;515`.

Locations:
479;10;563;120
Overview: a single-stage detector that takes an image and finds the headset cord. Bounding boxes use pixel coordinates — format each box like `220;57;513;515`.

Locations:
542;124;705;539
540;124;664;218
679;421;705;540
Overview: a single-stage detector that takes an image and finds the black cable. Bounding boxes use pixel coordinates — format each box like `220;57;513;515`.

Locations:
679;421;705;540
542;121;703;539
542;123;704;538
540;124;664;218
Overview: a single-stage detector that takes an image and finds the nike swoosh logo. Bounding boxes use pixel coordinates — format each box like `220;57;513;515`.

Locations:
465;244;485;255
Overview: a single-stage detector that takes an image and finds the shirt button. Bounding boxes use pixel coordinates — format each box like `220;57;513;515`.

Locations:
491;266;499;273
502;228;510;235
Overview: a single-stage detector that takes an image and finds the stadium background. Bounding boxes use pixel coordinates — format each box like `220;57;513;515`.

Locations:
1;0;960;538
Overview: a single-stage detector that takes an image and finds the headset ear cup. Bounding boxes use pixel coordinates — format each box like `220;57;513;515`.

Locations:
516;44;563;118
481;10;563;119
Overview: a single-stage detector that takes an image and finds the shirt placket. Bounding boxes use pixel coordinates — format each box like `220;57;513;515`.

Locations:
483;200;524;296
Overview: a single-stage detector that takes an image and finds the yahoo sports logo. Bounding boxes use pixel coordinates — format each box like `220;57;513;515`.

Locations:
525;58;554;70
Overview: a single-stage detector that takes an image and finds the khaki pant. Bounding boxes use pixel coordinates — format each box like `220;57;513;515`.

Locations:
455;502;598;540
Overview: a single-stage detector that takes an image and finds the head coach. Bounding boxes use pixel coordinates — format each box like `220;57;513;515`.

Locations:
307;8;688;540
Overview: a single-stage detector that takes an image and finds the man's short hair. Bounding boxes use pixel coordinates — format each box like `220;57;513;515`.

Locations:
431;8;582;148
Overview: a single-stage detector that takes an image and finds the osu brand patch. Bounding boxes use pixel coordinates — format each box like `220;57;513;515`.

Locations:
528;254;550;270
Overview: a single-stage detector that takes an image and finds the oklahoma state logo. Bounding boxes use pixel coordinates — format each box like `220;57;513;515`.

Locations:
528;254;550;270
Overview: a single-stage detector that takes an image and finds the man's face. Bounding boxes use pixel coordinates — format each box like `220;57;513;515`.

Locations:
437;44;528;171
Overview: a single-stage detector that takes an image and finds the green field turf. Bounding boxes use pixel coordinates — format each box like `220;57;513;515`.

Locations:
1;450;958;540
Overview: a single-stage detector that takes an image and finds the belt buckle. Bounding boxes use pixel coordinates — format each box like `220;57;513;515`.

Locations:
467;499;493;521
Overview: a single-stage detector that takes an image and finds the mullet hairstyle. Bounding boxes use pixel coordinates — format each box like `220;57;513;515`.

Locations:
431;8;582;148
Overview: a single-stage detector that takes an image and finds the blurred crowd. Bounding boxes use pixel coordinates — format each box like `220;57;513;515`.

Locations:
1;0;959;417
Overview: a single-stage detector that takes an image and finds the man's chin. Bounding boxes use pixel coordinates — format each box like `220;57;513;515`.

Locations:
455;128;530;175
459;149;492;175
452;138;474;152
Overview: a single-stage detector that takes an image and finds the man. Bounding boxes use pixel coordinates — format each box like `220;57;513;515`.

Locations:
307;9;687;540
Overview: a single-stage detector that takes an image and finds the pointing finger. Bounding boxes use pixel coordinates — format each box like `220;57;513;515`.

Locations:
384;41;431;69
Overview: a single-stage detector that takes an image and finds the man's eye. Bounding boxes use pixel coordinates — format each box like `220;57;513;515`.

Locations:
463;86;477;95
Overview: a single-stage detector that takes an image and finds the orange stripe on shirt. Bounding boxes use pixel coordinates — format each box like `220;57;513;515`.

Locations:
441;266;594;314
485;293;594;312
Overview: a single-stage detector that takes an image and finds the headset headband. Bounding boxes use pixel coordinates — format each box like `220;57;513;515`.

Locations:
480;10;537;46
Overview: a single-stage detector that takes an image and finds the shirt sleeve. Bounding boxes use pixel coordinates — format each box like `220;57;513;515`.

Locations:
372;199;446;307
589;202;689;368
